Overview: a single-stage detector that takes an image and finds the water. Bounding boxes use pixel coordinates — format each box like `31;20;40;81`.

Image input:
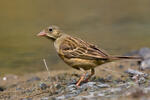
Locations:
0;0;150;74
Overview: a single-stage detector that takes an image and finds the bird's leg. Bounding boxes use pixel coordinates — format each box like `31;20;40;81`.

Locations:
84;68;95;82
76;68;87;86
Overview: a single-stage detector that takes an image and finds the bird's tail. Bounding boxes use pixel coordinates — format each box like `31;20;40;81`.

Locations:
109;56;142;61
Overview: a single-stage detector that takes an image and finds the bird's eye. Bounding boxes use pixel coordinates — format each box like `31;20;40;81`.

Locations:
49;28;53;32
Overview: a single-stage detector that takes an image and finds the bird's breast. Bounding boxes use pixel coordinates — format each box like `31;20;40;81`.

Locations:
58;53;100;70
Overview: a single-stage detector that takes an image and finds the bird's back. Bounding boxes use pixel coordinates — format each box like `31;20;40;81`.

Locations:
55;35;110;59
54;34;111;70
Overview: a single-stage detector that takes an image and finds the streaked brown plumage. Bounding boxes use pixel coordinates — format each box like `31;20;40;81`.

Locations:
37;25;142;86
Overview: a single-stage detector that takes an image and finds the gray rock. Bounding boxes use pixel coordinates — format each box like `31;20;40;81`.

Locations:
27;76;41;82
125;68;145;76
79;82;98;92
57;89;81;99
56;95;65;100
125;50;139;56
138;77;146;84
125;69;148;83
97;83;110;88
21;98;32;100
105;87;122;94
86;82;96;87
41;97;56;100
66;90;81;98
39;83;47;90
0;87;4;91
119;65;124;69
55;84;61;89
140;58;150;70
125;48;150;59
67;79;77;85
16;87;22;91
40;97;49;100
79;84;88;91
67;84;77;91
139;48;150;59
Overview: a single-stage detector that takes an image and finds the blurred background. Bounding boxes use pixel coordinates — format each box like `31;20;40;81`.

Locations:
0;0;150;74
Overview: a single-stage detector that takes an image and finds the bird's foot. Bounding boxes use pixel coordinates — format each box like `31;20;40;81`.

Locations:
76;73;88;87
76;73;90;87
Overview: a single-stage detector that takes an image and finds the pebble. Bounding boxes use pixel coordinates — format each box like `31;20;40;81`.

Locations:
125;48;150;70
67;84;77;91
124;47;150;70
86;82;96;87
0;87;4;91
3;77;7;81
138;77;146;85
119;65;124;69
67;79;77;85
39;83;47;90
139;48;150;59
125;50;139;56
58;81;112;99
16;87;22;91
55;84;61;89
21;98;32;100
97;83;110;88
124;68;146;76
66;90;81;98
25;89;33;93
108;88;122;94
40;97;49;100
140;58;150;70
41;97;56;100
27;76;41;82
125;48;150;59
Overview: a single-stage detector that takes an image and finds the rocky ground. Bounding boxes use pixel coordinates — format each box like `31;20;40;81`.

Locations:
1;48;150;100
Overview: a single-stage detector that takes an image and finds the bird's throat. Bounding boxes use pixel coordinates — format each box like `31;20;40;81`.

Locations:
46;36;56;41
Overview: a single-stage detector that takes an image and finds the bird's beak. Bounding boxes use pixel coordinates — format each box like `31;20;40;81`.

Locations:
37;31;47;36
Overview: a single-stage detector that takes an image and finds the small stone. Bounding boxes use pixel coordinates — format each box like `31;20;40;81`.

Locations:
0;87;4;91
16;87;22;91
25;89;33;93
139;48;150;59
39;83;47;90
41;97;56;100
130;63;136;67
97;93;105;96
67;84;77;91
67;79;77;85
119;65;124;69
97;83;110;88
65;90;81;98
109;88;122;93
27;76;41;82
106;75;112;81
86;82;96;87
124;69;145;76
40;97;49;100
138;77;146;84
21;98;32;100
55;84;61;89
140;58;150;70
96;78;106;83
124;50;139;56
56;95;65;100
3;77;7;81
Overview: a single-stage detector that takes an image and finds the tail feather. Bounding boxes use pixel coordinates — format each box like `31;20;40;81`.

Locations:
110;56;143;61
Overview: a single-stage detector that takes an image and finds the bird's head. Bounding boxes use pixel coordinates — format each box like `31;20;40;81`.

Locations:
37;25;62;40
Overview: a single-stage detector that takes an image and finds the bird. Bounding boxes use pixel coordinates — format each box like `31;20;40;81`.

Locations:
37;25;142;86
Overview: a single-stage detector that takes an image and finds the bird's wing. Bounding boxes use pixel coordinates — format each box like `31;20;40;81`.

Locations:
59;36;110;60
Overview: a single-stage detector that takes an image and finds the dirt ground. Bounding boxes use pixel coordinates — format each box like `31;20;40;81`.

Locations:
0;60;150;100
